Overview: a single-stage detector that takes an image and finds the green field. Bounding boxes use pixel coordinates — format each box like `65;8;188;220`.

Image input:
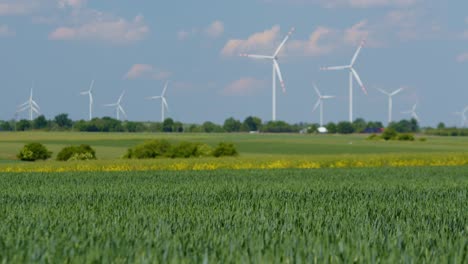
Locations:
1;132;468;161
0;167;466;262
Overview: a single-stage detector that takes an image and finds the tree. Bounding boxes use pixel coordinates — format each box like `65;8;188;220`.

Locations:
0;121;12;131
17;119;32;131
336;121;355;134
437;122;446;129
202;121;222;133
263;121;295;133
242;116;262;132
173;122;184;133
54;113;73;129
33;115;48;129
163;118;174;132
223;117;242;132
382;127;397;140
352;118;367;133
326;122;337;134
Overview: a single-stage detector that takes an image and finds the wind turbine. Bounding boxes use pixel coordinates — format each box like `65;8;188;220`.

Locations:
377;87;404;124
17;86;40;121
240;27;295;121
312;83;335;127
80;80;94;121
321;40;368;122
146;81;170;122
104;91;127;120
454;106;468;127
402;103;419;122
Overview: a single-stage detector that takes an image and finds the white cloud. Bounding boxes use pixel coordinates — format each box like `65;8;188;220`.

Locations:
49;12;149;44
456;53;468;63
0;1;37;15
221;25;280;56
0;24;14;36
205;20;224;38
124;64;172;80
177;20;225;40
57;0;87;9
223;78;266;96
263;0;419;8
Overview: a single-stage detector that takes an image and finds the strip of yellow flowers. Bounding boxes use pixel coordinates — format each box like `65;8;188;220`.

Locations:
0;153;467;173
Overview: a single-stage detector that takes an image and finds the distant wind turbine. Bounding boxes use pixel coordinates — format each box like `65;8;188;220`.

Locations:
240;27;295;121
321;40;368;122
104;91;127;120
146;81;170;122
80;80;94;121
312;83;335;127
402;103;419;122
454;106;468;127
377;87;404;124
17;85;40;121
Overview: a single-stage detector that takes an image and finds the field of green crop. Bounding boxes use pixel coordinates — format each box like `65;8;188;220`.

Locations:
0;167;467;263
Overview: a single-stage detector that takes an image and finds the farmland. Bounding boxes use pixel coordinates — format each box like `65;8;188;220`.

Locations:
0;132;467;262
0;167;467;262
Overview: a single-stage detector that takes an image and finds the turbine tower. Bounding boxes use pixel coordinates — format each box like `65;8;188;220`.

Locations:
80;80;94;121
17;86;40;121
402;103;419;122
146;81;170;122
240;27;295;121
377;87;404;124
321;40;368;122
104;91;127;121
312;83;335;127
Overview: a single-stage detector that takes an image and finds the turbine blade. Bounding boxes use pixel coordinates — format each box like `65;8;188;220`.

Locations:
350;40;365;66
391;88;404;96
239;54;273;60
322;95;335;99
273;60;285;93
18;101;29;107
273;27;295;57
162;98;169;112
313;83;321;97
312;100;321;113
118;91;125;103
104;103;117;107
119;105;127;119
351;68;367;95
80;91;89;95
16;106;29;113
146;96;161;100
377;88;389;95
320;65;349;71
162;81;169;96
89;80;95;92
32;100;40;110
32;107;40;114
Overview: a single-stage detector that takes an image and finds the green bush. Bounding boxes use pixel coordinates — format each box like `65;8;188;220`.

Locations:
167;142;201;158
195;144;213;157
397;133;415;141
17;142;52;161
213;142;238;157
382;128;398;141
57;145;97;161
419;137;427;142
124;139;171;159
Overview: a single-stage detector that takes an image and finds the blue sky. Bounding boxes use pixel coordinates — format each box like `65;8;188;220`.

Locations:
0;0;467;126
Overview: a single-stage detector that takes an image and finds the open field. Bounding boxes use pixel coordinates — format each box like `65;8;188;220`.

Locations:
0;167;466;262
1;132;468;172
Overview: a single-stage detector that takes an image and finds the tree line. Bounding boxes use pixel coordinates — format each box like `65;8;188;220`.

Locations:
0;113;466;135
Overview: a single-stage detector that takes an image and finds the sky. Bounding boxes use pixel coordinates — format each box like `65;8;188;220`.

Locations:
0;0;467;126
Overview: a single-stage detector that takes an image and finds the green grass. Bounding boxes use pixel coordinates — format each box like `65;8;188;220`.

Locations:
0;167;466;262
1;132;467;161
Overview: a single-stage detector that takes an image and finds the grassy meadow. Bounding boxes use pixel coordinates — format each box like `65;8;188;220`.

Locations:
0;132;467;171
